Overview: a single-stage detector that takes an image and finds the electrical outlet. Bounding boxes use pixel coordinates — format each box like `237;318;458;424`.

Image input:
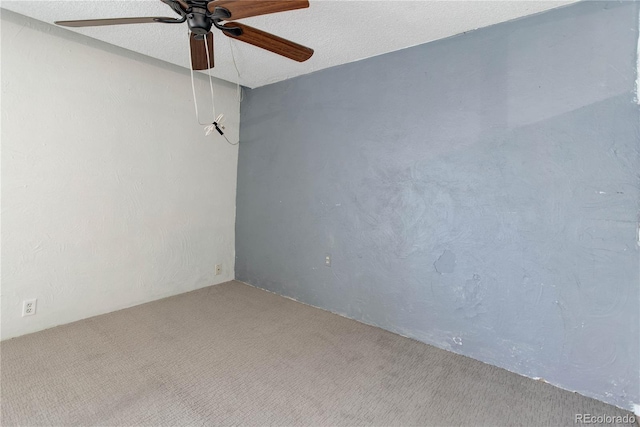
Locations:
22;299;37;317
325;254;331;267
215;264;222;275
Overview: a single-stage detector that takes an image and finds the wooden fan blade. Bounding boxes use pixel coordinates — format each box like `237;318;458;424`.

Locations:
222;23;313;62
209;1;309;20
55;17;179;27
190;32;215;70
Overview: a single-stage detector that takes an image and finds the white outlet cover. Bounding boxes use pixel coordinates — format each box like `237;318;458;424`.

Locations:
22;299;37;317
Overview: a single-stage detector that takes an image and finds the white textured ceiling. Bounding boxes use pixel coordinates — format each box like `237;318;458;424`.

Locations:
3;0;576;88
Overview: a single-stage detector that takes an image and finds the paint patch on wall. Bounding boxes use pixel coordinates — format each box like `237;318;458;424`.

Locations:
434;250;456;274
456;274;486;318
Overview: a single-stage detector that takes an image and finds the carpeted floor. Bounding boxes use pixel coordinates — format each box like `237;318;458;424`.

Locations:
1;281;634;426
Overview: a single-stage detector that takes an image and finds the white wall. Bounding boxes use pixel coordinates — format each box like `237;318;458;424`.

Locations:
1;10;239;340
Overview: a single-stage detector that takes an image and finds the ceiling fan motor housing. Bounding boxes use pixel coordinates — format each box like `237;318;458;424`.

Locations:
187;7;212;35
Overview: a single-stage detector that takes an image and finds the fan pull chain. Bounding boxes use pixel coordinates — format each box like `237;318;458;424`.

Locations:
188;30;239;145
188;30;217;126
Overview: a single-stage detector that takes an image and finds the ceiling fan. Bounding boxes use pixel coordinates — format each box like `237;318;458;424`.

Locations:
55;0;314;71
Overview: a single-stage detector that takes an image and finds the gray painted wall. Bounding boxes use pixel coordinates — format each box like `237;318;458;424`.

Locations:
236;1;640;411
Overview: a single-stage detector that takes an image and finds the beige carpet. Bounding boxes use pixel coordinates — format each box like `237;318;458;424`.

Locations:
1;281;634;426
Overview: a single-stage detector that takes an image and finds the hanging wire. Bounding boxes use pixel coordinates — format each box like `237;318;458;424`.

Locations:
215;36;243;145
229;36;243;103
188;30;216;125
188;30;241;145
